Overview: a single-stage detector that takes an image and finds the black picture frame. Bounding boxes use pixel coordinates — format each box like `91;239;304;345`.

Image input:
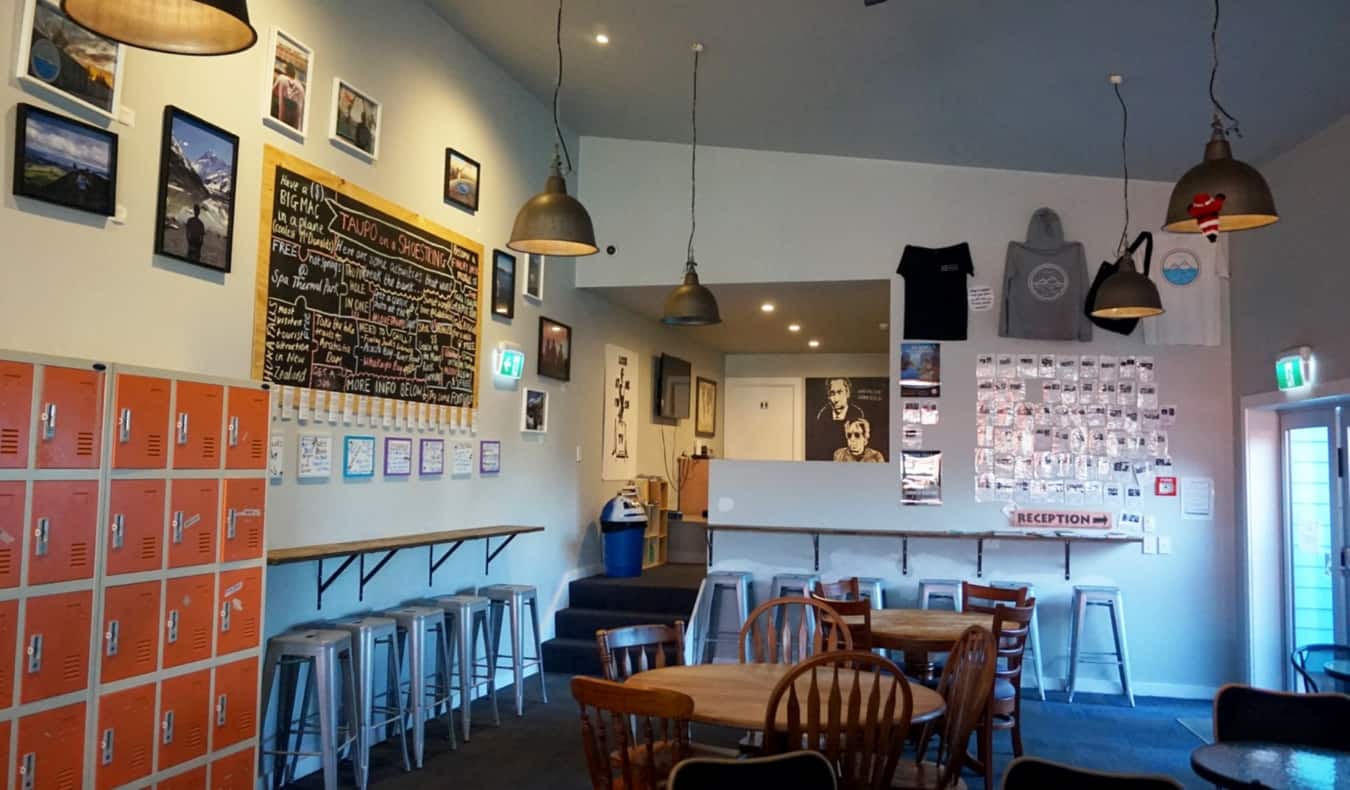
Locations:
695;376;718;437
492;249;516;318
537;316;572;381
13;102;118;217
154;106;241;273
444;147;480;212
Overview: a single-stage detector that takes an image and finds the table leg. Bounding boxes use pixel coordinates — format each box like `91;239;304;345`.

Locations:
903;650;935;681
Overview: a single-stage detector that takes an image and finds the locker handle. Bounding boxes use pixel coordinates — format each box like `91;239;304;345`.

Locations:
161;710;174;744
118;407;132;443
34;518;49;557
101;728;114;765
20;752;34;790
26;634;41;673
227;508;237;540
111;514;125;550
106;620;119;656
172;511;184;544
220;602;231;633
41;402;56;440
216;694;228;726
176;412;189;445
228;416;240;447
166;610;179;643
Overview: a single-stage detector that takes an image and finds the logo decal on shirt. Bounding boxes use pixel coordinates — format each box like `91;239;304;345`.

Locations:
1161;249;1200;286
1028;263;1069;301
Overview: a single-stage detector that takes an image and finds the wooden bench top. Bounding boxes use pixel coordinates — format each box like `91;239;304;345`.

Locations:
267;525;545;565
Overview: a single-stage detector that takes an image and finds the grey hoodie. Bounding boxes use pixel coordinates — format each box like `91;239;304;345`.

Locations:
999;208;1092;341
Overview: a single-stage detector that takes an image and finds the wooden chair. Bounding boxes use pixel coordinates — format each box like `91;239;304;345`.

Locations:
815;577;863;600
810;592;873;651
669;751;838;790
967;600;1035;790
762;651;914;789
1290;643;1350;692
1213;683;1350;751
1001;756;1183;789
597;621;686;681
572;676;695;790
739;595;853;663
959;581;1028;611
898;626;998;790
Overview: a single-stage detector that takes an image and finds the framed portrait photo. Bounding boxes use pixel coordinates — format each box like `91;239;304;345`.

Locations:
16;0;126;121
492;249;516;318
330;77;381;160
154;106;240;273
263;27;314;139
695;377;718;438
444;147;479;212
521;387;548;433
523;254;544;301
537;317;572;382
13;103;117;217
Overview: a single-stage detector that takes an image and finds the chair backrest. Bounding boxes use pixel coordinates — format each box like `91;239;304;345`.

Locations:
762;651;914;790
1213;683;1350;751
930;626;998;787
571;676;695;790
739;595;854;663
1001;756;1183;790
596;621;686;681
991;600;1035;690
669;751;838;790
961;581;1028;613
815;577;862;600
810;593;873;651
1290;643;1350;693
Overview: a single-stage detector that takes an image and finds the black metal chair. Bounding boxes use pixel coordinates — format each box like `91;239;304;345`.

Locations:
1214;683;1350;751
1002;756;1182;789
669;751;837;790
1290;643;1350;692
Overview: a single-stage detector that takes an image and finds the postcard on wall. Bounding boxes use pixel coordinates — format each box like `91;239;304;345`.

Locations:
420;438;445;476
384;437;413;477
900;343;941;397
1182;477;1214;520
901;450;942;506
976;354;995;379
920;402;939;425
297;432;333;479
343;435;375;478
480;440;501;474
451;442;473;477
903;425;923;449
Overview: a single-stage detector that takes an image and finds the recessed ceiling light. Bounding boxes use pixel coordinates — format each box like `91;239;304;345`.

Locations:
808;339;821;348
761;302;775;313
787;323;801;333
594;33;610;44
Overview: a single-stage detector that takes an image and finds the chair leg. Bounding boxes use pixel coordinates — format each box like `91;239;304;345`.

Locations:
268;655;295;790
408;627;426;769
1011;693;1025;758
456;612;473;741
387;637;411;772
510;598;524;717
289;660;314;785
477;612;500;726
357;641;374;790
1028;608;1047;702
1108;599;1135;708
314;652;339;790
529;598;548;704
341;647;364;790
980;711;994;790
1067;594;1086;703
439;624;457;750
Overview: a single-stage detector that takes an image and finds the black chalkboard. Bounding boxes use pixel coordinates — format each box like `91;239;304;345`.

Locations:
252;147;482;407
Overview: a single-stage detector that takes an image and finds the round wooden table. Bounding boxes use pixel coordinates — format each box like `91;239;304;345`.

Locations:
625;663;946;731
1191;742;1350;788
865;609;994;679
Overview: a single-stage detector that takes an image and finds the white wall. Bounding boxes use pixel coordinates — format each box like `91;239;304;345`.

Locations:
725;352;888;379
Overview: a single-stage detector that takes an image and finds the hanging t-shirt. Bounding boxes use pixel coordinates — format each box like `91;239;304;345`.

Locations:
1143;234;1228;346
897;243;974;340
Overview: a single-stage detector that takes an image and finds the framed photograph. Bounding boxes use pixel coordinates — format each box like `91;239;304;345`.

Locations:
521;387;548;433
330;78;381;159
695;377;718;437
492;249;516;318
154;106;240;273
263;27;313;139
342;435;375;478
384;436;413;477
444;147;479;212
523;254;544;301
480;440;501;474
16;0;125;121
13;103;117;216
537;317;572;382
419;438;445;476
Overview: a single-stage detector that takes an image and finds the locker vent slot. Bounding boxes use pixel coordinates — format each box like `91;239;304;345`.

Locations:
249;438;264;461
55;766;78;790
243;617;258;642
61;654;81;683
139;537;157;561
185;723;204;752
129;744;148;771
0;428;18;457
0;548;12;577
197;531;212;556
146;434;164;459
76;432;95;457
201;436;217;460
70;542;90;568
246;530;261;551
238;707;255;734
192;627;209;654
135;637;153;667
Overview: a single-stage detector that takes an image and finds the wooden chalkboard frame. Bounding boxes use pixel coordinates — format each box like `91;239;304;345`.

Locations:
252;145;484;410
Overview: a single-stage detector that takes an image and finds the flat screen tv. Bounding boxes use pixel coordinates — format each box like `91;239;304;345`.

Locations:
656;353;692;419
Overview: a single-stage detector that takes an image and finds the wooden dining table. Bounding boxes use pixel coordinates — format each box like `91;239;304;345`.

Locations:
862;609;994;680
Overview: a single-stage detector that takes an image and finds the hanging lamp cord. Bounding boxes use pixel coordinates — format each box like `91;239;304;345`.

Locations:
1208;0;1242;137
1114;80;1129;257
553;0;575;174
686;46;700;269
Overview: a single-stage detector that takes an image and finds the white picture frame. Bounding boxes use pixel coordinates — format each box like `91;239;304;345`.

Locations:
523;254;544;301
329;77;381;160
521;387;548;433
15;0;126;122
262;26;314;140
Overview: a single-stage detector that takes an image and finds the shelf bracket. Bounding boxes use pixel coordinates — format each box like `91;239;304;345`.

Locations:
812;533;821;572
485;533;519;574
428;541;467;586
1064;541;1072;581
357;550;399;602
707;528;715;567
901;537;909;576
316;554;359;610
976;538;985;578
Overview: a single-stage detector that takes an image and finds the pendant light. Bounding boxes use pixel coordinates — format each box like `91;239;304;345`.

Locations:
1163;0;1277;235
507;0;598;257
1093;75;1163;320
61;0;256;56
662;43;721;327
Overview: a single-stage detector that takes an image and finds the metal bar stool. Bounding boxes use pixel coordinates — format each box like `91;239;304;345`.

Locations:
260;628;361;790
382;605;456;767
482;584;548;717
991;580;1046;701
918;578;963;610
685;570;752;665
1067;585;1134;707
330;615;411;784
769;572;821;599
421;594;501;739
855;576;886;609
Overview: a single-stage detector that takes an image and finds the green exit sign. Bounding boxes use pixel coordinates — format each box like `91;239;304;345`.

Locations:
496;348;525;379
1276;356;1307;391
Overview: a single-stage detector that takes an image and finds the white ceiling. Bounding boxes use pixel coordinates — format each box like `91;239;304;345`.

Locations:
427;0;1350;179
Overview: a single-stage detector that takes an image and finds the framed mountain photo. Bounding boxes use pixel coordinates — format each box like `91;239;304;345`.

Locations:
154;106;240;273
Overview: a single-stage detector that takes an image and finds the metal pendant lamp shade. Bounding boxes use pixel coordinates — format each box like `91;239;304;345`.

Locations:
662;261;721;326
61;0;257;56
507;159;597;256
1163;123;1278;234
1091;254;1163;319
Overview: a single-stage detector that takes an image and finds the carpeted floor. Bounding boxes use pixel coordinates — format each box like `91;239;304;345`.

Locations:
285;673;1214;789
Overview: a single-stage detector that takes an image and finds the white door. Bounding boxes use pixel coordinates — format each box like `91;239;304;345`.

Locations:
724;378;801;460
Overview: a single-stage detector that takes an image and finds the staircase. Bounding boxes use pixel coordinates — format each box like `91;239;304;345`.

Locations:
542;564;706;676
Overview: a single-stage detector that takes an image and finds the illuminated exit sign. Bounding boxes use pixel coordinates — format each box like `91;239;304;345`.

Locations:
1276;347;1311;391
495;348;525;379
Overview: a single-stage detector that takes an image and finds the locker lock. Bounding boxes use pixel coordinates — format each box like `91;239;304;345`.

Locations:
172;512;184;544
226;509;238;540
111;514;125;550
166;610;179;644
216;694;228;726
40;402;56;440
33;518;49;557
118;407;133;443
20;752;34;790
228;416;240;447
161;710;175;744
101;729;114;766
106;620;120;656
176;412;190;445
220;602;232;633
26;634;42;673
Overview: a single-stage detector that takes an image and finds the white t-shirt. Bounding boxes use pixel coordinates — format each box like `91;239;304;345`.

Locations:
1143;234;1228;347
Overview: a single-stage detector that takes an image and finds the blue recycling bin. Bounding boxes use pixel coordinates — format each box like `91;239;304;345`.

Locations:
601;491;648;578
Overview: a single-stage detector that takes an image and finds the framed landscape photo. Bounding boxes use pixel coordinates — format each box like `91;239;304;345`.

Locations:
444;147;479;212
154;106;240;273
330;78;381;159
263;27;314;139
492;249;516;318
521;387;548;433
524;254;544;301
537;317;571;382
13;103;117;216
16;0;125;121
696;377;718;437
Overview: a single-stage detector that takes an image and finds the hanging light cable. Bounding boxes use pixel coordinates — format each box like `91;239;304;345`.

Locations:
662;43;721;326
507;0;598;257
61;0;257;56
1163;0;1277;235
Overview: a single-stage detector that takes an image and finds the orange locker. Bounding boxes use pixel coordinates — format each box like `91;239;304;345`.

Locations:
158;669;210;770
35;364;103;469
0;719;9;790
0;360;33;469
101;581;161;684
172;381;223;470
112;374;171;469
107;479;165;576
168;479;218;569
224;386;269;470
21;591;92;703
157;765;207;790
17;702;85;790
96;683;156;790
216;567;261;657
0;600;16;711
28;479;97;584
212;657;258;750
0;481;23;588
220;479;264;563
210;747;255;790
163;574;215;668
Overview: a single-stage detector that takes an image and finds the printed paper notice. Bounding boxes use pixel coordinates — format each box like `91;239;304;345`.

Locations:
901;450;942;506
451;442;474;476
902;425;923;449
297;433;333;479
1181;478;1214;520
968;285;995;312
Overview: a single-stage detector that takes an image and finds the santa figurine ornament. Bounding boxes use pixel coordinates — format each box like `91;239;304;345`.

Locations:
1187;192;1226;242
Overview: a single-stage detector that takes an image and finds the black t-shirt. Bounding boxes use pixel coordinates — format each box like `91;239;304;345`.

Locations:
897;243;974;340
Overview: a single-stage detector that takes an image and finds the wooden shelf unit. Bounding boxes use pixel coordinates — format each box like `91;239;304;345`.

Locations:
632;477;670;569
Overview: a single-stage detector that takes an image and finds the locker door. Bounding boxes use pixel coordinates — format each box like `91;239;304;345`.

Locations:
35;365;103;469
106;479;165;576
224;386;269;470
157;669;210;770
0;360;33;469
16;702;84;790
163;574;214;668
210;747;255;790
0;600;16;711
172;381;223;470
0;719;9;790
112;374;171;469
100;581;161;684
28;480;97;584
216;568;261;657
96;683;156;790
220;479;264;563
157;765;207;790
167;479;218;569
0;482;23;588
212;657;258;750
21;591;92;703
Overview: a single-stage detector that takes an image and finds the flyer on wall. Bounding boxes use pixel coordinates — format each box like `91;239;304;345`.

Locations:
899;342;941;397
901;450;942;505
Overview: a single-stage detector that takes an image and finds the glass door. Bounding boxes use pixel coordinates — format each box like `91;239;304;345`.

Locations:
1281;407;1347;651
